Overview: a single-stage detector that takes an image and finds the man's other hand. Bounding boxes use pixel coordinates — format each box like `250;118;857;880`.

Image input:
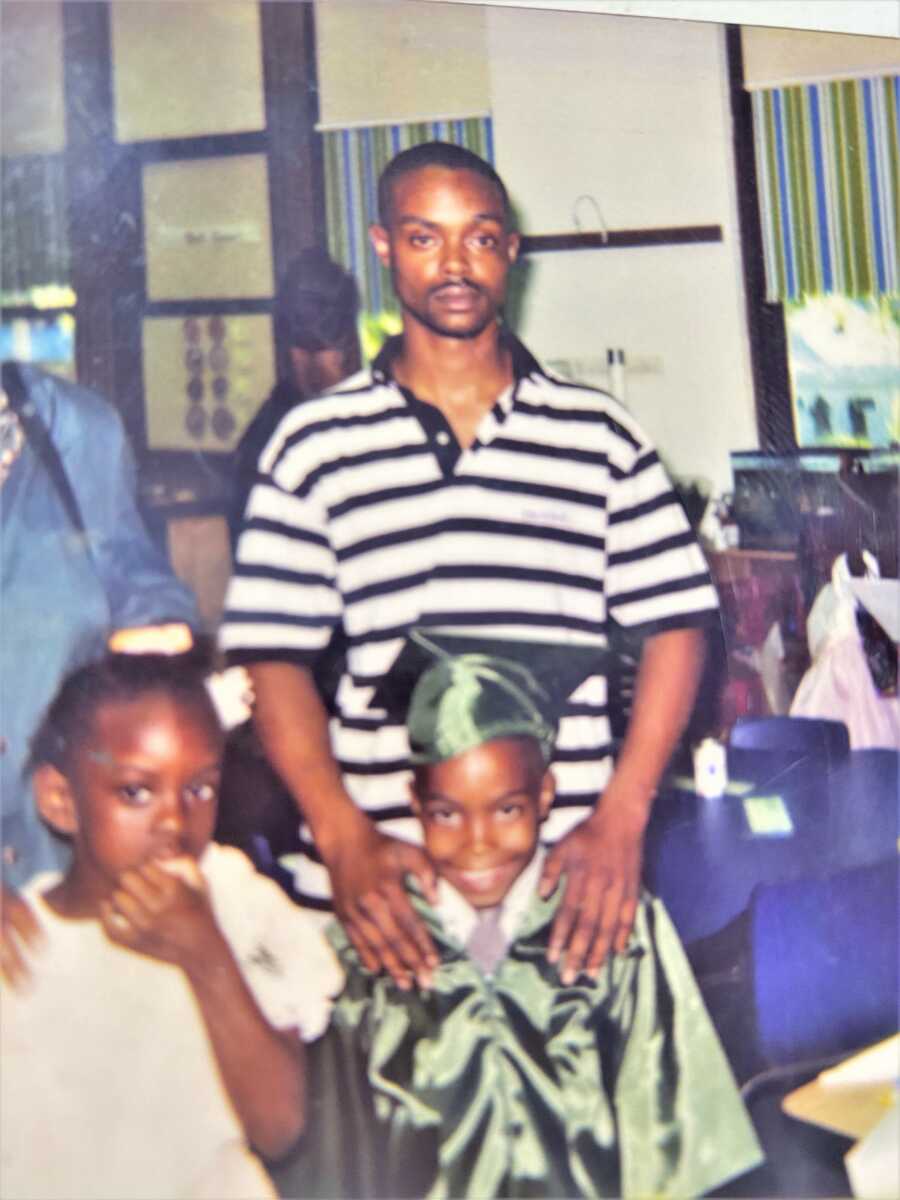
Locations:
539;790;647;984
324;820;439;991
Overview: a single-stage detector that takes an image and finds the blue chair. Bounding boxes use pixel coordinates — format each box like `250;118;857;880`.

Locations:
729;715;850;760
748;857;898;1066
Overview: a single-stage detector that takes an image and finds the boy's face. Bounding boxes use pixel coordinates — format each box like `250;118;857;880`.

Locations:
51;692;222;886
412;737;554;909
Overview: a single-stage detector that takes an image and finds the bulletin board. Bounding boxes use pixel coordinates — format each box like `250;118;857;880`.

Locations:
143;155;274;302
142;313;275;453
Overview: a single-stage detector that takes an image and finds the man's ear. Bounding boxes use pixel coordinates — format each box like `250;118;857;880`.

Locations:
33;765;79;837
369;223;392;270
537;767;555;820
505;231;520;266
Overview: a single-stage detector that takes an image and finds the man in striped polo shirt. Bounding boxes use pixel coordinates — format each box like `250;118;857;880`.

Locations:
221;142;717;991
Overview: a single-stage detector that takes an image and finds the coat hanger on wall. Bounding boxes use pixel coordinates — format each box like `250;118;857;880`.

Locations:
518;191;722;254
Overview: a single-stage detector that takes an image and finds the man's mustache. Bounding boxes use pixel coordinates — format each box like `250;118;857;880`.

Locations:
429;279;485;298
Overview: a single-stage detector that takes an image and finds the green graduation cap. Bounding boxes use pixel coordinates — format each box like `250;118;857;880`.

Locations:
371;630;607;766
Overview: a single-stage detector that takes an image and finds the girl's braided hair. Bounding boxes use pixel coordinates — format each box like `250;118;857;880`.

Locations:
29;647;220;774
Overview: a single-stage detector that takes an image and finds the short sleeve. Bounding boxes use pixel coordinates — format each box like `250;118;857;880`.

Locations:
605;431;718;634
203;845;344;1041
219;425;342;667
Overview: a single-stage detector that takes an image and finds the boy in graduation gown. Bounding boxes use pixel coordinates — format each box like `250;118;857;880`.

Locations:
275;632;762;1200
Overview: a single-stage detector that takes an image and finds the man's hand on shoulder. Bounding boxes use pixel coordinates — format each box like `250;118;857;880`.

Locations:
540;627;705;983
322;814;439;991
0;882;45;990
539;783;649;984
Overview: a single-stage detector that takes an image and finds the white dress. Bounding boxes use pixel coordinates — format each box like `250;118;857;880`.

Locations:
0;844;344;1200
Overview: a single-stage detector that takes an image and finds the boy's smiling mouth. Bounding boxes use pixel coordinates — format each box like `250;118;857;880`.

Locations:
444;861;525;901
455;866;507;888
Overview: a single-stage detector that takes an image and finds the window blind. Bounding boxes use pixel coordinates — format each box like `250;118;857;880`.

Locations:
313;1;489;133
1;156;70;298
751;76;899;301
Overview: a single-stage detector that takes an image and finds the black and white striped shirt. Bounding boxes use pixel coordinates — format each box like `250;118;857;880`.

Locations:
221;335;718;908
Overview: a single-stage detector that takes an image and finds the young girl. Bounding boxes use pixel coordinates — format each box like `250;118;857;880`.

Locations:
277;634;762;1200
0;651;343;1200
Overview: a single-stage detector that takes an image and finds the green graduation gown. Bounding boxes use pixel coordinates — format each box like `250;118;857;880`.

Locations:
275;886;761;1199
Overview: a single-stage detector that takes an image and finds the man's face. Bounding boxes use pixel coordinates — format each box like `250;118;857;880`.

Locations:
370;166;519;340
412;737;553;909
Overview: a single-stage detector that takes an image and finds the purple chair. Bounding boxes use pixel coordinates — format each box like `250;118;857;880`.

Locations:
749;857;898;1066
729;716;850;761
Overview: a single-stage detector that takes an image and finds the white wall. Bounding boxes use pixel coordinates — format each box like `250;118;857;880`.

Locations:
487;7;758;496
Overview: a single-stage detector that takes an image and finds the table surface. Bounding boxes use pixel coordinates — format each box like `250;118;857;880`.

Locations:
644;748;899;943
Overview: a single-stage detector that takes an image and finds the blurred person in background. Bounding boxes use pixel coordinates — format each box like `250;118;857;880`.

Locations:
229;248;361;547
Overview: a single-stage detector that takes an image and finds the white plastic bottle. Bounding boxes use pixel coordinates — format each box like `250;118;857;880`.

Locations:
693;737;728;799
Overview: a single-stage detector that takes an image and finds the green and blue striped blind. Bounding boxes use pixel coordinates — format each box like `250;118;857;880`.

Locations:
752;76;899;301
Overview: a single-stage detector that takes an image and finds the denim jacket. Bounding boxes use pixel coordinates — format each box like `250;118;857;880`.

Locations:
1;366;198;887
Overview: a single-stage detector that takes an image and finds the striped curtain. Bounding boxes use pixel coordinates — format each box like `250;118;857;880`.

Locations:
752;76;899;301
323;117;494;315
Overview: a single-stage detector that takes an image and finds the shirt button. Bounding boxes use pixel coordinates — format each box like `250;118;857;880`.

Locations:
436;431;450;445
0;736;6;755
2;845;20;866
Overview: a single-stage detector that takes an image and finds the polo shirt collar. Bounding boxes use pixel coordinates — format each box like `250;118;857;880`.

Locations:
371;329;545;394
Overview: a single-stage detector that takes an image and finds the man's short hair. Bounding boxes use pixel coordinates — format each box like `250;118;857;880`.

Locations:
377;141;512;228
275;249;359;353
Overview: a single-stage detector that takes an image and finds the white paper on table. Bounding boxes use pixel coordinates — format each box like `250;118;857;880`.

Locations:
782;1036;899;1142
820;1035;900;1090
844;1102;900;1200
